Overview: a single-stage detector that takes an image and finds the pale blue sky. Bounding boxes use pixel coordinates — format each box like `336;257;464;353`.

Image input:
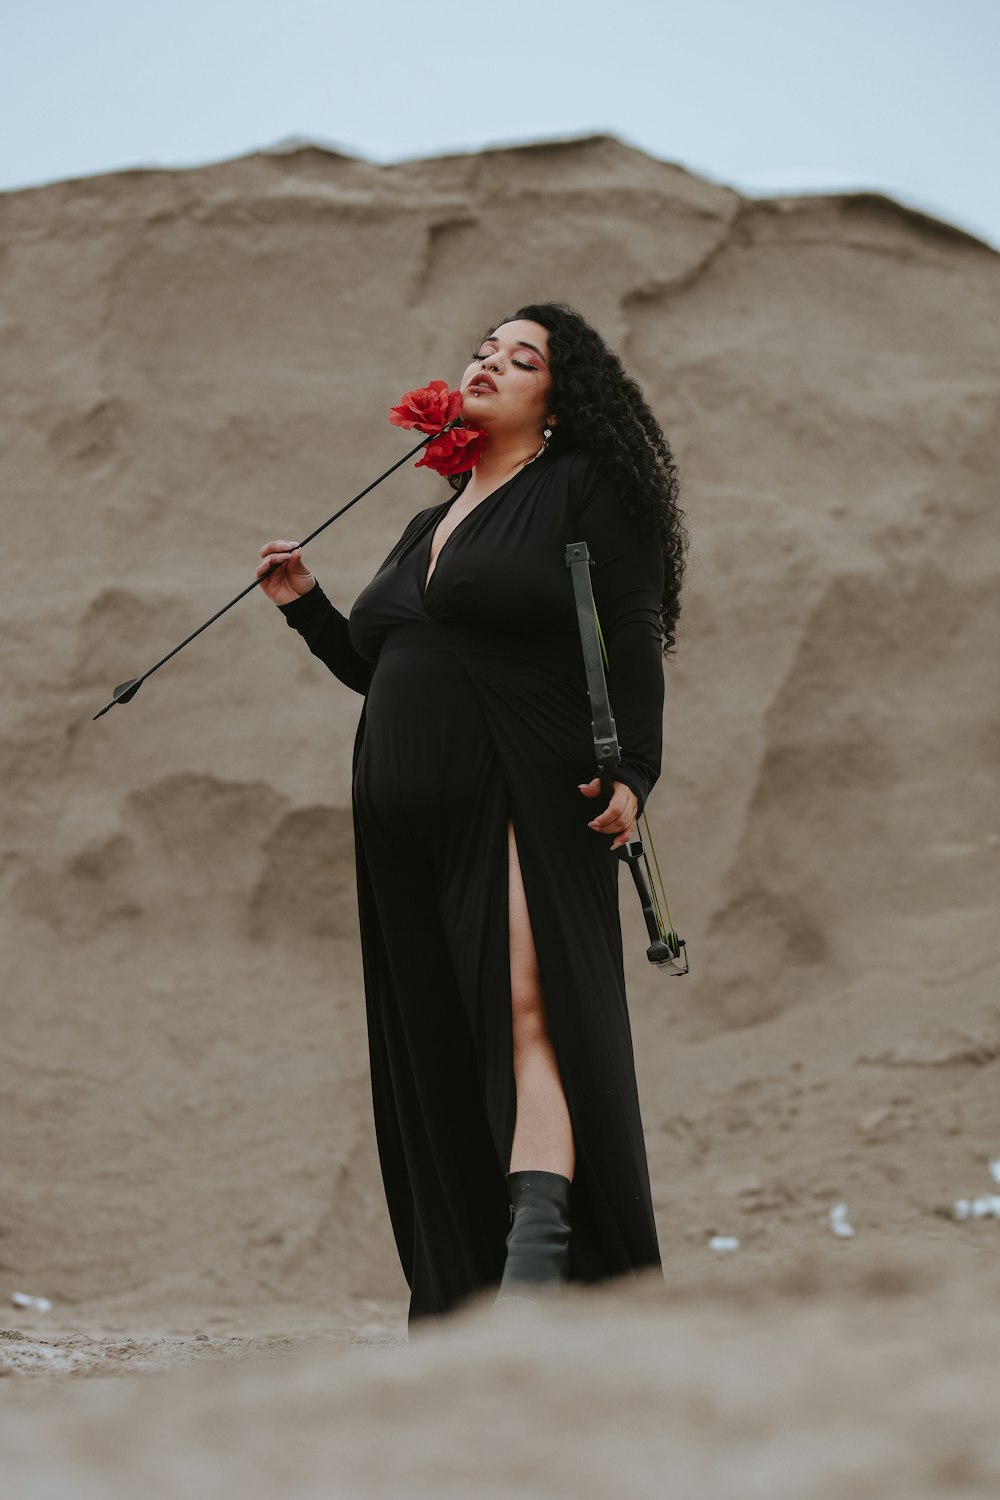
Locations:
2;0;997;249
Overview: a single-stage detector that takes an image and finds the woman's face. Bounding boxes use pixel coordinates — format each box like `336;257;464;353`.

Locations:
459;319;554;438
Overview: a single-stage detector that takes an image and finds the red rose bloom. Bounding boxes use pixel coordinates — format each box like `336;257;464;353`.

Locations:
388;380;489;476
387;380;463;433
416;424;489;476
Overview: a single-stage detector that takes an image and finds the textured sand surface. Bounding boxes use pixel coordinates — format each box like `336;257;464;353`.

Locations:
1;134;998;1493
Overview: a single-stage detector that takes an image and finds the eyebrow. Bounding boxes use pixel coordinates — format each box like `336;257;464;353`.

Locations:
482;335;548;363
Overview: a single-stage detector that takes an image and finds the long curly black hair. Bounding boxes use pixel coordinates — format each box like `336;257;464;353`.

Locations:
449;300;688;656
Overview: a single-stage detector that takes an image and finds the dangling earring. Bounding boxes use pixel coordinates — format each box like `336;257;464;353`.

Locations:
535;425;554;460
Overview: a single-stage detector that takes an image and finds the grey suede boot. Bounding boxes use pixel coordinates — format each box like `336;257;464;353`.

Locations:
494;1170;573;1306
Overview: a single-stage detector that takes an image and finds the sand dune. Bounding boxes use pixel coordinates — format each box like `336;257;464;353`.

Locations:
2;134;999;1493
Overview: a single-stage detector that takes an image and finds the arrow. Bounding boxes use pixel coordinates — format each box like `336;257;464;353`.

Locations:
93;419;459;720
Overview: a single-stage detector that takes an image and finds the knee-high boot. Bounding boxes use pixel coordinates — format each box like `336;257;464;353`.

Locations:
494;1169;572;1305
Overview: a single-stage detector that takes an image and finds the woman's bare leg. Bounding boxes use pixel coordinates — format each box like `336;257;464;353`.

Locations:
506;819;575;1179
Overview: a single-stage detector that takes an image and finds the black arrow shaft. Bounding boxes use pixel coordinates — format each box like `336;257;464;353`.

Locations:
93;421;455;718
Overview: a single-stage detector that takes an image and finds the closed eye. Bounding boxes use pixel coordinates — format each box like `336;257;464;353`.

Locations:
472;351;539;372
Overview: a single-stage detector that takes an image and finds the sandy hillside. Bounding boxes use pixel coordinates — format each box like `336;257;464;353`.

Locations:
1;134;998;1494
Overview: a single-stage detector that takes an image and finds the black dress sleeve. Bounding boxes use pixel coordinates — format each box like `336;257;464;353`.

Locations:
276;508;437;695
572;457;665;819
277;583;374;696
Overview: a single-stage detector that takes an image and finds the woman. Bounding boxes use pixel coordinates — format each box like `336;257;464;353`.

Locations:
257;302;687;1328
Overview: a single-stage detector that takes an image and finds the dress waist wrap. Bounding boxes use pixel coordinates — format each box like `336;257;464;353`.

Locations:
377;620;580;670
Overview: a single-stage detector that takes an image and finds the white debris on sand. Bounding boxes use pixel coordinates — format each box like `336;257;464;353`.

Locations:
952;1195;1000;1221
950;1157;1000;1220
828;1203;856;1238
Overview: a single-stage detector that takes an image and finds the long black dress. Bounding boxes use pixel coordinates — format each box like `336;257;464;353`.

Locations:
278;446;665;1326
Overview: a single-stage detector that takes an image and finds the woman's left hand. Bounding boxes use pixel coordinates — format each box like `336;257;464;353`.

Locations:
578;777;639;851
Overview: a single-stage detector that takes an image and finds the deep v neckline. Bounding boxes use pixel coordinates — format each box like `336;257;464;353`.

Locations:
421;462;537;600
421;507;472;599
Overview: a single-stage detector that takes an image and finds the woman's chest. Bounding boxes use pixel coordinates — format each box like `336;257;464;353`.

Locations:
348;459;585;659
418;485;579;634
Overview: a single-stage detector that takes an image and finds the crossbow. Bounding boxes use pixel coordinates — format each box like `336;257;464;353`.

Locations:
566;541;688;975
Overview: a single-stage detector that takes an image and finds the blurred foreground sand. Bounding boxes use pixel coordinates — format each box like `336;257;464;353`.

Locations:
4;1243;1000;1498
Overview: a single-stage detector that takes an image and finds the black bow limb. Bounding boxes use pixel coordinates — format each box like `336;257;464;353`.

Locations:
565;541;688;976
92;419;462;720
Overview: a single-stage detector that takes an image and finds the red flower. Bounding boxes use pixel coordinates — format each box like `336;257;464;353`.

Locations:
388;380;489;476
388;380;463;433
416;424;489;476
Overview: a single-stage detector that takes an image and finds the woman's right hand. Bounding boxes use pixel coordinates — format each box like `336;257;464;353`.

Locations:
256;540;316;606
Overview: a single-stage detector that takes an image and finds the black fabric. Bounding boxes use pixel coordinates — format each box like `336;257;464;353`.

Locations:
278;447;665;1325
